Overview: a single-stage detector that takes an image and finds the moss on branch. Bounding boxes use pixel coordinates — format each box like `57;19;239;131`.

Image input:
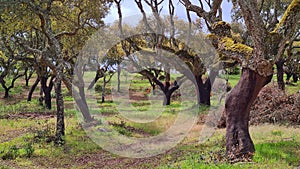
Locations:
220;37;253;59
273;0;300;35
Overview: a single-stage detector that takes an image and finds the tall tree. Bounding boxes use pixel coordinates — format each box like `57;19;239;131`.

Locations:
181;0;300;161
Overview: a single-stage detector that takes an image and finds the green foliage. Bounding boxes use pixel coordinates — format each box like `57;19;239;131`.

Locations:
94;84;103;92
0;141;34;160
1;145;19;160
273;0;300;34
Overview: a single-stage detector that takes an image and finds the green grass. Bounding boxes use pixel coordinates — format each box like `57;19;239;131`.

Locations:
226;72;300;94
0;72;300;168
158;125;300;169
227;73;241;87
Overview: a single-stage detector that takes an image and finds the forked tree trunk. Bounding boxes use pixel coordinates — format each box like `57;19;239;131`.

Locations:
1;74;24;98
195;76;211;106
225;69;272;161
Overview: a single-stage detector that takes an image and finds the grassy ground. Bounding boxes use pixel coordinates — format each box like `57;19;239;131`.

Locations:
0;72;299;168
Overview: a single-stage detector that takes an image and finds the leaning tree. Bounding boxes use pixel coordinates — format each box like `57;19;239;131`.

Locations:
181;0;300;161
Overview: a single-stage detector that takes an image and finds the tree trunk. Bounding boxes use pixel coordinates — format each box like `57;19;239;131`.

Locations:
163;93;171;105
4;88;9;98
87;76;99;90
79;87;93;120
202;79;212;106
44;88;52;109
28;78;40;101
24;68;33;87
102;76;106;103
117;63;121;92
225;69;272;162
292;73;298;83
276;59;285;90
25;77;29;87
286;72;292;84
55;74;65;145
101;91;105;103
152;84;156;95
40;76;54;109
195;76;211;106
39;86;44;106
1;73;24;98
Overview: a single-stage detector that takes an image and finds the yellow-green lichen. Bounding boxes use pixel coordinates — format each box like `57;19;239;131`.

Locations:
212;21;231;30
220;37;253;60
273;0;300;34
211;21;232;37
207;34;218;39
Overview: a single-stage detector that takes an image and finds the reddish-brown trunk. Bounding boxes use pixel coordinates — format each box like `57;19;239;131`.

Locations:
225;69;272;162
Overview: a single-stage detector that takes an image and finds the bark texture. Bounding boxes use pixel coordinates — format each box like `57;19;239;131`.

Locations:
225;69;272;161
27;77;40;101
276;59;285;90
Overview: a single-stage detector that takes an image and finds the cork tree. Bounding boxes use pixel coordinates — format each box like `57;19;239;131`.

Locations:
1;0;112;144
181;0;300;161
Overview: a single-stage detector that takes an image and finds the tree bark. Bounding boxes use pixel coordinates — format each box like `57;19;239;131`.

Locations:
44;88;52;109
163;93;171;105
24;68;34;87
1;74;24;98
195;76;211;106
225;69;272;162
101;76;106;103
292;73;298;83
152;77;179;106
276;59;285;90
55;74;65;145
87;76;100;90
40;76;54;109
152;84;156;95
4;88;9;99
27;78;40;101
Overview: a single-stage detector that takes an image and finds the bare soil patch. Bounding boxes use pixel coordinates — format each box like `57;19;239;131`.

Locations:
1;111;55;119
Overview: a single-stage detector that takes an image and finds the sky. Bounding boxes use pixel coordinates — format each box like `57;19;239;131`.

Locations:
104;0;233;25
